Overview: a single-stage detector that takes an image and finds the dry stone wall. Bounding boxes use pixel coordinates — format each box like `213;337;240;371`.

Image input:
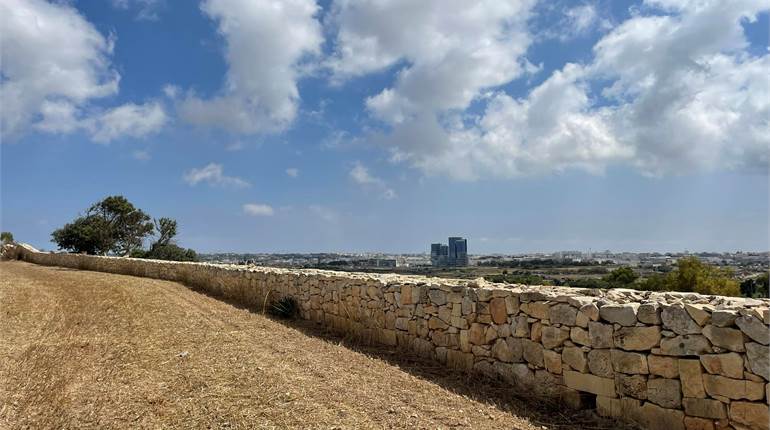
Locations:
8;244;770;430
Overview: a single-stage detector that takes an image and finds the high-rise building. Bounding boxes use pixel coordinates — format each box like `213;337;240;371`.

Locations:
430;237;468;267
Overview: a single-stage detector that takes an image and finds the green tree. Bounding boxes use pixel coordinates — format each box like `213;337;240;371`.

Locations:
0;231;14;244
130;216;198;262
638;257;740;296
740;273;769;298
603;267;639;288
52;196;153;255
152;217;177;248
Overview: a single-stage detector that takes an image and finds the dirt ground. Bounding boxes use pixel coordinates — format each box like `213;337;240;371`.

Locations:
0;261;614;429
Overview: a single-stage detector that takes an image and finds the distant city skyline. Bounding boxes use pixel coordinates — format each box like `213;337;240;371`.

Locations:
1;1;768;255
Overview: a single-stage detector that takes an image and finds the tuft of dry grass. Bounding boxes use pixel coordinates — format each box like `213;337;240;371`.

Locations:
0;261;625;429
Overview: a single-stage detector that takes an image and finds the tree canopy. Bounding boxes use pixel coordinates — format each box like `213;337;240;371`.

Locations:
1;231;14;244
52;196;153;255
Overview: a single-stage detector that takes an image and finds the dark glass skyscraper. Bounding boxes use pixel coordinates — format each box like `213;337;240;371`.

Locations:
431;237;468;266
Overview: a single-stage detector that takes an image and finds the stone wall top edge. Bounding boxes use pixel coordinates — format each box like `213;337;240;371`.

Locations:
17;244;768;310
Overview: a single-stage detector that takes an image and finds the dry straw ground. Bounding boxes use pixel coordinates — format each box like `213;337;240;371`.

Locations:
0;261;620;429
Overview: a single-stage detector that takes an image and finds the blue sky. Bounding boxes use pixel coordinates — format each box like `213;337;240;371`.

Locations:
1;0;768;254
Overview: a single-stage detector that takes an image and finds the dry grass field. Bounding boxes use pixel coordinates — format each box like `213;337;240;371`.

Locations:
0;261;614;429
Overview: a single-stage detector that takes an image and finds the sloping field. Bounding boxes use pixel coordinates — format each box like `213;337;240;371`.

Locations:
0;261;605;429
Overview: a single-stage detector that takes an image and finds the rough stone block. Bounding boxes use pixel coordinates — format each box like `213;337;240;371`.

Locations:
647;378;682;408
640;401;685;430
589;321;614;348
682;398;727;419
550;303;578;326
522;339;544;367
638;303;662;324
649;355;680;378
677;359;705;398
711;310;738;328
662;305;702;335
745;342;769;381
570;326;590;346
611;349;649;374
489;298;508;325
562;346;588;373
522;301;550;320
599;303;639;326
616;373;648;399
588;349;614;378
543;349;562;374
729;401;769;430
563;371;617;397
541;326;570;349
468;322;486;345
702;325;746;352
683;416;715;430
699;353;745;379
736;315;770;345
685;304;712;326
702;375;765;401
614;326;662;351
659;335;712;356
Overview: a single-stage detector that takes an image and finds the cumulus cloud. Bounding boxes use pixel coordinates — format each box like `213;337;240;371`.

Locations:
111;0;164;21
349;162;396;199
183;163;250;188
338;0;769;179
243;203;274;216
178;0;323;134
286;168;299;178
0;0;167;142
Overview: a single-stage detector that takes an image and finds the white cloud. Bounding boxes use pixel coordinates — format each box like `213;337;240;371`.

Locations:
349;161;396;199
178;0;323;134
344;0;769;179
309;205;339;223
111;0;163;21
183;163;250;188
0;0;168;143
243;203;274;216
0;0;118;139
86;102;167;143
286;168;299;178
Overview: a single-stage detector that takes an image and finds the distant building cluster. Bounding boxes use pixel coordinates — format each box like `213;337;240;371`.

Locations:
431;237;468;267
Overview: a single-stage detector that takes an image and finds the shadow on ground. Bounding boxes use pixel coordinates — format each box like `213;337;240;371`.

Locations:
182;283;633;430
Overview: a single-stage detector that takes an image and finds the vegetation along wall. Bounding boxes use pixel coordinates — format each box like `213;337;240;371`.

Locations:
7;244;770;430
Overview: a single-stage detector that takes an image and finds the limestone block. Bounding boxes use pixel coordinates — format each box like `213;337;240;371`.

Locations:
563;371;617;397
659;335;712;356
541;326;570;349
678;359;706;398
736;315;770;345
662;305;703;336
745;342;769;381
543;349;562;374
682;398;727;419
492;338;516;363
428;289;447;306
489;298;508;325
450;316;468;330
616;373;648;399
447;349;474;371
574;311;589;328
611;349;649;374
570;326;590;346
685;304;713;326
530;321;542;342
647;378;683;408
649;355;680;378
437;305;452;323
459;329;471;352
562;346;589;373
599;303;639;326
596;396;645;422
638;302;663;324
522;339;544;367
550;304;578;326
513;315;529;338
702;374;765;400
461;296;475;315
700;352;746;379
639;401;685;430
580;303;600;322
522;301;550;320
589;321;614;348
702;325;746;352
505;295;519;314
588;349;615;378
729;401;770;430
614;326;662;351
428;316;449;331
485;325;498;343
468;323;486;345
711;310;738;328
683;416;715;430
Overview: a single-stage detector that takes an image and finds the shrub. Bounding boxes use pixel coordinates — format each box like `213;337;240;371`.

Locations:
270;297;298;319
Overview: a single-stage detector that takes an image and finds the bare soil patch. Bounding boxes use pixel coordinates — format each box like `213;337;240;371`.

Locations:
0;261;615;429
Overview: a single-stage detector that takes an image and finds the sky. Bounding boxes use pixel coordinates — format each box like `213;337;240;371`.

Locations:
1;0;768;254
